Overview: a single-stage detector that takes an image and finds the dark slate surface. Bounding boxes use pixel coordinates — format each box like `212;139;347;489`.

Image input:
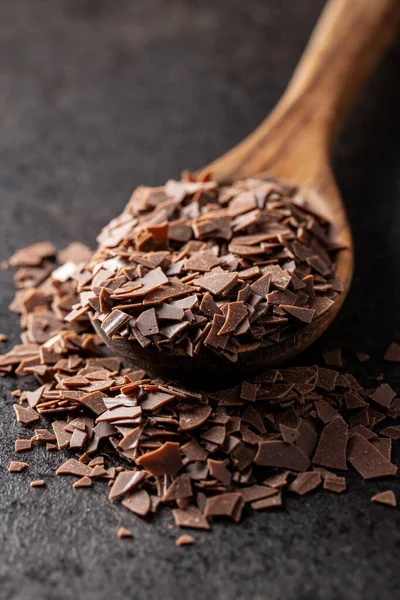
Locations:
1;1;400;599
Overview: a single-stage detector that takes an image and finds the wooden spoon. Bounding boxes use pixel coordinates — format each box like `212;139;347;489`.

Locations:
94;0;400;387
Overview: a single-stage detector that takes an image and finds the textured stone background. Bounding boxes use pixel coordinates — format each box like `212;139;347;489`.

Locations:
0;1;400;599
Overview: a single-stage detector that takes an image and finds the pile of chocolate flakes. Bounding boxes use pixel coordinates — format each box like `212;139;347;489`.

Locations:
1;179;400;543
79;176;344;362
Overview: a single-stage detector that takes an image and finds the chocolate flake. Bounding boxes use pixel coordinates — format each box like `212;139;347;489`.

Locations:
255;441;310;472
73;476;93;488
117;527;134;538
109;471;146;500
8;461;28;473
15;439;32;452
122;489;151;516
176;534;195;546
30;480;45;488
136;442;182;476
289;472;321;496
172;505;209;530
312;417;348;470
347;434;398;479
13;404;40;425
383;342;400;363
371;490;397;507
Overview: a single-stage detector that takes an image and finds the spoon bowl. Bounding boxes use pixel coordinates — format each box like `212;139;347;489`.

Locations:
95;0;399;385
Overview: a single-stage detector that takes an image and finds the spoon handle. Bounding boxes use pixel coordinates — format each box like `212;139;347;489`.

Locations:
209;0;400;183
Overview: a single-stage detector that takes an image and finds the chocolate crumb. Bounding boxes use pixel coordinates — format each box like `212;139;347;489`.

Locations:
30;480;45;488
117;527;133;538
176;534;195;546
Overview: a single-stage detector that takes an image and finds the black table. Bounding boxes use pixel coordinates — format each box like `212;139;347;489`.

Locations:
1;2;400;599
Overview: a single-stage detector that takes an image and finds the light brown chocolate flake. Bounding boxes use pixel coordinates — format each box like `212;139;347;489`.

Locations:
136;442;182;476
179;405;212;432
52;420;72;449
30;480;45;488
117;527;134;539
109;471;146;501
162;474;192;501
122;489;151;516
371;490;397;507
0;333;8;342
172;505;209;530
356;352;370;363
8;461;29;473
15;439;32;452
195;272;238;296
73;476;93;488
288;472;321;496
204;492;242;519
135;308;159;337
176;534;195;546
13;404;40;425
56;458;92;477
239;485;278;503
323;474;346;493
207;459;232;485
10;241;56;267
251;492;282;510
347;434;397;479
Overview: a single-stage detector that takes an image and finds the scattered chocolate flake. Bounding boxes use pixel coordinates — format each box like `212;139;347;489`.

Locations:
347;434;398;479
122;489;151;516
136;442;182;476
117;527;133;539
56;459;92;477
109;471;146;501
371;490;397;507
73;476;93;489
30;480;45;488
204;493;242;520
176;534;195;546
13;404;40;425
0;333;8;342
312;417;348;470
356;352;370;363
322;349;342;368
255;441;310;472
383;342;400;363
2;229;400;535
15;439;32;452
9;241;56;267
323;474;347;493
289;472;321;496
172;505;209;530
252;492;282;510
9;461;28;473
